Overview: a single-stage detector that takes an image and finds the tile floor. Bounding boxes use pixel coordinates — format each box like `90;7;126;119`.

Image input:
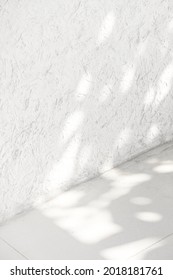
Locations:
0;141;173;260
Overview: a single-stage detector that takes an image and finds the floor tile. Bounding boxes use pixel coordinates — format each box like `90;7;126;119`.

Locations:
0;238;26;260
130;234;173;260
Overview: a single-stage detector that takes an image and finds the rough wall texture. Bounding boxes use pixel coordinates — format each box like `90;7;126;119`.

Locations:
1;0;173;222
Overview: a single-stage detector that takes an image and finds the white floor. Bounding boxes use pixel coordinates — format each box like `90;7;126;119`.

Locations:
0;142;173;260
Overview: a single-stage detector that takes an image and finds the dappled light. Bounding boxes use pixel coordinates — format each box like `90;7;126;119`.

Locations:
48;189;84;208
0;0;173;261
99;83;113;103
135;212;162;223
78;145;92;170
62;111;84;142
144;87;155;108
28;2;173;260
154;162;173;173
168;19;173;32
146;124;160;143
115;128;132;149
156;61;173;107
109;173;151;189
120;64;136;93
97;11;115;45
44;135;82;190
75;72;92;101
136;38;149;57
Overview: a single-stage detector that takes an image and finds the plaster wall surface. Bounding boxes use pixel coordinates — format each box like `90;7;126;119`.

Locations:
0;0;173;221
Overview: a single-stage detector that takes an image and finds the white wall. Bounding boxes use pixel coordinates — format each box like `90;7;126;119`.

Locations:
1;0;173;222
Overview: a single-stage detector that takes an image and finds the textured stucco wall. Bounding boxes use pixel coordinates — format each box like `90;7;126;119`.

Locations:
1;0;173;222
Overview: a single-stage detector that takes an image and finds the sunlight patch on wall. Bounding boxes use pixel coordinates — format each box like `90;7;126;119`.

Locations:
79;145;92;170
136;38;148;57
100;157;114;173
168;19;173;32
98;12;115;45
62;111;84;142
99;83;113;103
44;135;81;190
120;64;136;93
155;61;173;107
159;40;169;57
116;127;132;149
75;72;92;101
146;124;160;143
144;87;155;109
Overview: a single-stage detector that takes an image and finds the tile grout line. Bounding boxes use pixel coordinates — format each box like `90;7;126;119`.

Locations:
0;236;29;260
128;232;173;259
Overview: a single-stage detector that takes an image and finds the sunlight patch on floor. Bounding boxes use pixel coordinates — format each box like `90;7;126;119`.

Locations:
135;212;162;223
101;238;160;260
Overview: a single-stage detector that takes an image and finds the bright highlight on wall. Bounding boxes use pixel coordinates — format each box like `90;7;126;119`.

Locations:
98;12;115;44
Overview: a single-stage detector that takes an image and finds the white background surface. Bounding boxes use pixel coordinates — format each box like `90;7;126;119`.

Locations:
0;0;173;221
